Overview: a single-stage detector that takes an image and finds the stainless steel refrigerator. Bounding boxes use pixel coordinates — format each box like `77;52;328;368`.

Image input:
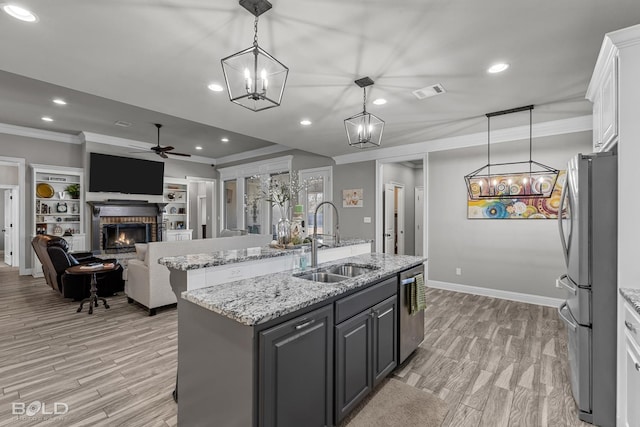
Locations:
557;151;617;426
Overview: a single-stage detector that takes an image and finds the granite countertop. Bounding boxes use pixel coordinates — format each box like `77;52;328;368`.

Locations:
620;288;640;316
181;252;424;326
158;239;372;271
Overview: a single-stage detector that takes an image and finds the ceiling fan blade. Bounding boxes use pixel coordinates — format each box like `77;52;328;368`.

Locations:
167;151;191;157
158;151;168;159
158;146;175;152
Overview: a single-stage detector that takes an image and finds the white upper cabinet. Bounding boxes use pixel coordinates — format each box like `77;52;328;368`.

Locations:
587;43;618;153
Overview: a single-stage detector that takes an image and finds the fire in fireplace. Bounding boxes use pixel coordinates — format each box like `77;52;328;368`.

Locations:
103;223;151;250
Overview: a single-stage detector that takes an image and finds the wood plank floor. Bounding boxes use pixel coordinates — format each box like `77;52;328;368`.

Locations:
0;268;588;426
392;288;591;427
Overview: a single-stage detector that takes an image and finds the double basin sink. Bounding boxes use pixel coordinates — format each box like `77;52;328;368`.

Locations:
295;263;379;283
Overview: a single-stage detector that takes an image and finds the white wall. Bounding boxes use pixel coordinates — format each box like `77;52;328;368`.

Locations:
428;131;591;299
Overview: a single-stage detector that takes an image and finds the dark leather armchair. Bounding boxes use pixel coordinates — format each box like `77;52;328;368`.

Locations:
31;235;124;300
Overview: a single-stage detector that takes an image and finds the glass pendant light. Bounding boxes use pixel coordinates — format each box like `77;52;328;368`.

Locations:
344;77;384;149
221;0;289;112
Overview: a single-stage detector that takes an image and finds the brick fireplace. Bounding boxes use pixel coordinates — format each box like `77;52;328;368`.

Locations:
88;201;166;251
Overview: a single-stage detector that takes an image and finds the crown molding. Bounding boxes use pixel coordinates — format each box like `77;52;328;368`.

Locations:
218;155;293;180
333;115;592;165
0;122;82;144
215;144;292;166
587;24;640;100
81;131;217;165
607;23;640;49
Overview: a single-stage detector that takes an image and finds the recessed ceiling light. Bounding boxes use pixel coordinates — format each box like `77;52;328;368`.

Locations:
373;98;387;105
221;137;229;143
300;119;312;126
41;116;53;122
52;98;67;105
195;146;203;150
208;83;224;92
3;4;38;22
487;63;509;74
114;120;132;127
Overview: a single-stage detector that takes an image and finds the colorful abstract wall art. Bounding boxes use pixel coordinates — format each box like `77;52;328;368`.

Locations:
467;170;567;219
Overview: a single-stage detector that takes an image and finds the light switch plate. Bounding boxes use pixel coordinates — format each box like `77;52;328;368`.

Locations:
363;217;371;223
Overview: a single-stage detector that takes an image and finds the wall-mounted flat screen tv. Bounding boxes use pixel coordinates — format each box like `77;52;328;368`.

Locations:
89;153;164;195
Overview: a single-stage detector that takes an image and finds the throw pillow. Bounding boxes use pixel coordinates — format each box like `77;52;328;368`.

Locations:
135;243;148;261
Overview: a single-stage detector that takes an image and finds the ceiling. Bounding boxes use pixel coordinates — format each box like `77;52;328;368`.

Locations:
0;0;639;163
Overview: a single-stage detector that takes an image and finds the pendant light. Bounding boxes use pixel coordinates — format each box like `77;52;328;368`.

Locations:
344;77;384;149
221;0;289;112
464;105;559;199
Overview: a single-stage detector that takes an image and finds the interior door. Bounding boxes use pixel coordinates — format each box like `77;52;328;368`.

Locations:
384;184;394;253
3;189;12;265
414;187;424;256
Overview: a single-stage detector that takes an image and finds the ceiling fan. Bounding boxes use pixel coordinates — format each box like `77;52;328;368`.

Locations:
148;123;191;159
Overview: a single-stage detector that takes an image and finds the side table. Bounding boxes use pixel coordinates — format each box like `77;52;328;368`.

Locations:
66;263;117;314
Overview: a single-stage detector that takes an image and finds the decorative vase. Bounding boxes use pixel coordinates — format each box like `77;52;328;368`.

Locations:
277;217;291;246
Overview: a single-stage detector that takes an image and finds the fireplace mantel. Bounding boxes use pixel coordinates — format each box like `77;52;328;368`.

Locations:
88;200;167;250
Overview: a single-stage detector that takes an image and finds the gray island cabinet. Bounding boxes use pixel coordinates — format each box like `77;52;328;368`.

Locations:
160;252;424;427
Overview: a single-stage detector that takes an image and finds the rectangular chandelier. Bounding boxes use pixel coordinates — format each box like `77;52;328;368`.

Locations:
464;105;559;200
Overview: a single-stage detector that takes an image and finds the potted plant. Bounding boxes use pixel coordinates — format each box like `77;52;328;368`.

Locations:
259;172;307;246
65;184;80;199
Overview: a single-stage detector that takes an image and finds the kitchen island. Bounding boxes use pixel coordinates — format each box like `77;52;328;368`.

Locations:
159;250;425;426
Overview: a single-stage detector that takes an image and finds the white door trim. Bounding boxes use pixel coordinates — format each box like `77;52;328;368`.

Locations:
375;155;428;258
0;156;27;274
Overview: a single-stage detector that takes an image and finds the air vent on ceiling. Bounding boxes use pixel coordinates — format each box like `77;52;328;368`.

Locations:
412;83;446;100
114;120;132;127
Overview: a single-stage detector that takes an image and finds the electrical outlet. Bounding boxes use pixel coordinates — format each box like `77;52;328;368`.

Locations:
455;267;462;276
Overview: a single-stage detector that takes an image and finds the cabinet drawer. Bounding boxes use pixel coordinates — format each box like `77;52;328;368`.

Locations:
624;302;640;349
335;276;396;324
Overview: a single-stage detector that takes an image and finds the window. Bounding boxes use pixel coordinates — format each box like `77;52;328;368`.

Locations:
224;179;237;230
245;176;262;234
299;167;332;237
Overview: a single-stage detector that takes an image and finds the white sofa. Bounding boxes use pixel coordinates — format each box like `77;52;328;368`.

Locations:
125;234;272;315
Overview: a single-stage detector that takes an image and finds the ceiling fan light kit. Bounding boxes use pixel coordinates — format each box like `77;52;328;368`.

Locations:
221;0;289;112
151;123;191;159
464;105;559;200
344;77;384;149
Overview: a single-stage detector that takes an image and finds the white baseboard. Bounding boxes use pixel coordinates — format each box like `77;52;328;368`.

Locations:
428;280;563;308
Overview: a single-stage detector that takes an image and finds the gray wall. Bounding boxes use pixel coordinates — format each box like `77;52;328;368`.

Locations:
428;131;592;299
333;161;376;240
0;135;218;269
0;164;19;184
1;135;84;268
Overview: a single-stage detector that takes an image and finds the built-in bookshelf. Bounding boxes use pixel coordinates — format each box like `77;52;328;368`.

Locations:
31;164;86;277
162;177;192;241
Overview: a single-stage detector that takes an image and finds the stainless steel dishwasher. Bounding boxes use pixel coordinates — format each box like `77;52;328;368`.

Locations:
398;264;425;364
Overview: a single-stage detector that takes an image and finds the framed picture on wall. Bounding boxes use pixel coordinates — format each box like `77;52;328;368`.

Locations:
343;189;363;208
176;221;185;229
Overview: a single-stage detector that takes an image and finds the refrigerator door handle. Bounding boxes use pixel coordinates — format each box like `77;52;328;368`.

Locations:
556;274;577;295
558;176;571;265
558;302;577;331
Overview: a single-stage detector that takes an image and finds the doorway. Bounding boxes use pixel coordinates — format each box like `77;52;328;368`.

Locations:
187;177;216;239
0;155;25;273
375;155;427;259
383;183;405;254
